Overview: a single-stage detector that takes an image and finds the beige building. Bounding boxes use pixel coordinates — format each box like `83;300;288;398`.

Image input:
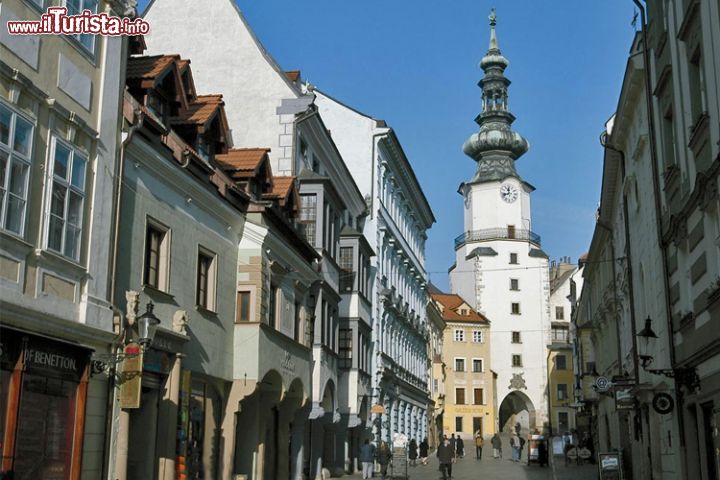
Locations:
0;1;131;478
427;289;446;447
432;292;495;441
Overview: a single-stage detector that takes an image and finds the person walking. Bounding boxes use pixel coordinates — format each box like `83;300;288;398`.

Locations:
419;437;429;465
538;438;548;467
377;441;392;479
436;436;454;479
510;432;521;462
408;438;418;467
491;433;502;459
474;430;484;460
456;435;465;458
449;434;456;460
519;434;526;463
359;439;375;479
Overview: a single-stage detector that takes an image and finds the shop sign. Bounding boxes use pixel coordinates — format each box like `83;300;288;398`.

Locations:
119;343;143;408
598;452;623;480
1;327;88;381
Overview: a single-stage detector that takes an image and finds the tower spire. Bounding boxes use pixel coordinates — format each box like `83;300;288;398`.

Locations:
462;8;529;183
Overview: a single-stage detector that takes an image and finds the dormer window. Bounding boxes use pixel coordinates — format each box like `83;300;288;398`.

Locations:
147;92;167;121
195;136;209;161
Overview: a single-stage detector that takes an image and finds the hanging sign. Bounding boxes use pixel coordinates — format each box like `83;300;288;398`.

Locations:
652;392;674;414
119;343;143;409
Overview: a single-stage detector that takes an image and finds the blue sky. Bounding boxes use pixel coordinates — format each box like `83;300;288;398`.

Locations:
143;1;637;290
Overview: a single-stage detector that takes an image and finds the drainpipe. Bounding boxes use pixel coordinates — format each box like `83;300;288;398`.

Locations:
630;1;686;473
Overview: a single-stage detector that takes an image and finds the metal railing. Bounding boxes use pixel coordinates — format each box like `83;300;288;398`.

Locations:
454;227;541;249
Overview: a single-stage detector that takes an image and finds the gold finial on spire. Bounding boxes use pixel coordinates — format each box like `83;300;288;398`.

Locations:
488;8;498;50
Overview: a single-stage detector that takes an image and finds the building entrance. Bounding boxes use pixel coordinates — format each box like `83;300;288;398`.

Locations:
498;390;536;434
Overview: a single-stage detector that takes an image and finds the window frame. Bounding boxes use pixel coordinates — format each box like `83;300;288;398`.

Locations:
455;387;466;405
45;136;88;262
196;247;217;311
557;383;568;401
299;194;317;246
555;354;567;371
512;354;523;368
454;357;466;372
339;327;352;369
0;102;34;238
511;302;521;315
64;0;98;55
472;358;484;373
509;252;518;265
142;218;171;292
555;306;565;320
454;329;465;342
473;388;485;405
472;330;483;343
510;278;519;291
236;289;253;323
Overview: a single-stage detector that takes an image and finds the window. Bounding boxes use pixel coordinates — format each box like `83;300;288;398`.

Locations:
454;329;465;342
511;303;521;315
455;388;465;405
339;246;354;292
510;278;519;291
433;379;439;393
507;225;516;239
143;221;169;291
661;108;676;167
236;291;251;322
196;249;216;310
512;354;523;367
557;384;568;401
472;330;483;343
268;285;279;328
558;411;570;432
0;103;33;236
454;358;465;372
455;417;463;432
473;388;484;405
299;194;317;246
555;355;567;371
294;302;302;342
552;327;569;343
339;328;352;369
472;359;483;373
509;253;518;264
66;0;98;53
512;331;521;344
47;138;87;261
555;306;565;320
687;47;705;122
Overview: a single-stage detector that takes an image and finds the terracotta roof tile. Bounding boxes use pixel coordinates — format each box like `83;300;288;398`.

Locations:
127;54;178;80
431;293;489;324
263;176;295;200
171;94;223;126
215;148;270;175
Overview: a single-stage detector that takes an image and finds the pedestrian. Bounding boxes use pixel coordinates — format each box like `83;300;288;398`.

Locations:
419;437;429;465
436;436;454;480
519;434;526;463
491;432;502;459
449;434;456;460
538;439;548;467
409;438;418;466
510;432;521;462
515;422;521;436
359;439;375;479
377;441;391;479
474;430;484;460
456;435;465;458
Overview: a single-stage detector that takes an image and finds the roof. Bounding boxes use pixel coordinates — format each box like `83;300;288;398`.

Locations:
127;54;178;81
431;293;489;324
285;70;300;82
172;94;224;126
215;148;271;175
263;176;295;200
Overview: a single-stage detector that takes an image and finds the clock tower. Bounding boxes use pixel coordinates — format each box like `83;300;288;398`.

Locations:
450;9;550;434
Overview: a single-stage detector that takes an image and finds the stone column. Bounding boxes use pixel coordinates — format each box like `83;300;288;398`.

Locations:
290;407;307;480
157;353;183;480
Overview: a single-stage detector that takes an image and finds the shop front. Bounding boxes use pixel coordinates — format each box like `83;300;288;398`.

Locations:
0;326;92;480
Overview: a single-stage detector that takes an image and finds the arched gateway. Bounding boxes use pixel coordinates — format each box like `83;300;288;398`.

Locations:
498;390;536;434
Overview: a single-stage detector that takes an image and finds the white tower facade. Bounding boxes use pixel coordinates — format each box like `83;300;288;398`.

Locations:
449;10;549;433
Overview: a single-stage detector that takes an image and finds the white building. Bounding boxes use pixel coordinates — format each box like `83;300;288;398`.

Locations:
143;2;368;477
448;11;549;434
313;90;436;445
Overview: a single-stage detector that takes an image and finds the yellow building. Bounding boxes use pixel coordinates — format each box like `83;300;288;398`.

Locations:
432;293;495;442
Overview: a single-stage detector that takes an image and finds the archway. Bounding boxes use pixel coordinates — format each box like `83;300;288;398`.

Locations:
498;390;536;435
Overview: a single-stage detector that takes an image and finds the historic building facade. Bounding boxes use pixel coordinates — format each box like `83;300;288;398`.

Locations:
314;90;436;446
144;1;369;477
448;11;550;435
432;292;495;442
547;260;583;436
427;286;447;448
0;1;130;478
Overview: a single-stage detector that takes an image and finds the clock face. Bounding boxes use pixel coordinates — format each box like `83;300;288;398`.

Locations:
500;184;519;203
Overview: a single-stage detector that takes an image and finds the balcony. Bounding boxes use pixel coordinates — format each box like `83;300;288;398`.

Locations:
454;227;541;249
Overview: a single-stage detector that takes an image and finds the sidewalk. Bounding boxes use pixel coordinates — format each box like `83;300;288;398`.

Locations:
551;455;598;480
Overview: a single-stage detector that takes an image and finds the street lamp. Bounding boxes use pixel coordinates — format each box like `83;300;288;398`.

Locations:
91;301;161;375
635;317;700;392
